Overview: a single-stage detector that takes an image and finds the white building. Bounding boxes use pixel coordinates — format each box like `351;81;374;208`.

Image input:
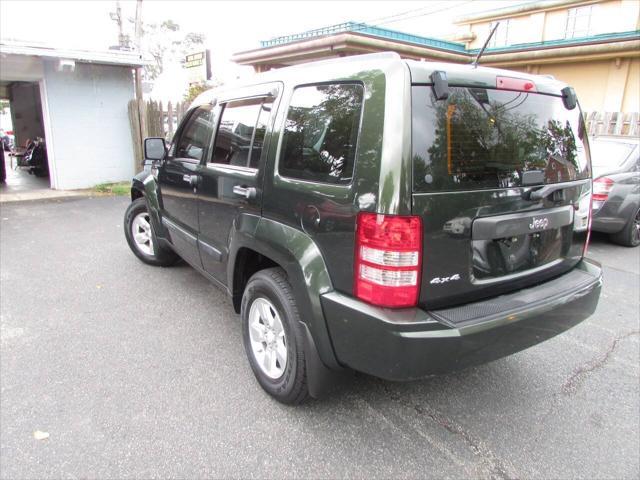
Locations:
0;41;144;190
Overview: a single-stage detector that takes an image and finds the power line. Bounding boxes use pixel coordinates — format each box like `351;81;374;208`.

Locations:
364;0;474;29
361;2;453;26
265;0;475;45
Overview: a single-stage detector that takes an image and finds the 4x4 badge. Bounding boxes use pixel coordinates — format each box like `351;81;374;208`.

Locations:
430;274;461;284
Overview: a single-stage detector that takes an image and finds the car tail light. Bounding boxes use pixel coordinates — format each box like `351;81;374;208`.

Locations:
592;177;614;202
496;76;537;92
354;213;422;308
584;192;593;257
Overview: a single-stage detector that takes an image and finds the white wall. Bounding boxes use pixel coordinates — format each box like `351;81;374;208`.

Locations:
43;60;136;189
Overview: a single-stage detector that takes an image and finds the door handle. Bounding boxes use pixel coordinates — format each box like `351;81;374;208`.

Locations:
183;174;200;187
232;185;257;199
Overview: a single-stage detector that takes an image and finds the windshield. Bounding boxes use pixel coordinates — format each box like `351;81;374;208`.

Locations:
412;86;591;192
589;139;636;168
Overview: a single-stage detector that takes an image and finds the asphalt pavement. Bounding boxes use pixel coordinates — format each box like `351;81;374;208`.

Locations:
1;196;638;479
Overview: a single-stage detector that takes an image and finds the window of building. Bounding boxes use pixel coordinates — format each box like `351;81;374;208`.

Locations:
565;5;593;39
279;83;363;184
211;97;273;168
488;19;511;48
173;105;214;161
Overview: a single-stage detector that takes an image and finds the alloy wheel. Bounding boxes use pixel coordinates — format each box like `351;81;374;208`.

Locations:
248;297;287;379
131;212;154;256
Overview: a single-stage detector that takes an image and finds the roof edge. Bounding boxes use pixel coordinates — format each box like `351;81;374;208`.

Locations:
0;40;148;67
232;30;640;66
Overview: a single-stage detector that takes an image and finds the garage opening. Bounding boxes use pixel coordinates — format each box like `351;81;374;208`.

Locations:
0;81;52;192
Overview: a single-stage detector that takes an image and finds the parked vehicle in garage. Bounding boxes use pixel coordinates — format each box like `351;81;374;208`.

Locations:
124;53;602;404
590;135;640;247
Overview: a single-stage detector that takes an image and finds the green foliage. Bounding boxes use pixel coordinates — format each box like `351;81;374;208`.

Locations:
183;82;212;106
94;182;130;196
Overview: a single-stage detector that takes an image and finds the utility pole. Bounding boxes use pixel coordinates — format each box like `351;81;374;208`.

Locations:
109;1;131;49
134;0;146;172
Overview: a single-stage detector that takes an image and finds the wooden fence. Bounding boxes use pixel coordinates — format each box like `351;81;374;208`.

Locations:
128;99;188;171
583;111;639;137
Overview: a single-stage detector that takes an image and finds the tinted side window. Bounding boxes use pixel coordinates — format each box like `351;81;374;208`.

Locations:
174;105;214;161
211;97;273;168
279;83;363;184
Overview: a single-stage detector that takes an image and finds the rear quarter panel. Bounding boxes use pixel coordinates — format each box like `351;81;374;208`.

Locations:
261;57;412;296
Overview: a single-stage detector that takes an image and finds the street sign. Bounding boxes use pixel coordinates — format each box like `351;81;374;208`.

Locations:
184;50;212;85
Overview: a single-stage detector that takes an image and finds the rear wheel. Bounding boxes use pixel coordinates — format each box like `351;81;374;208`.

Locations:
241;268;310;405
124;197;179;266
610;207;640;247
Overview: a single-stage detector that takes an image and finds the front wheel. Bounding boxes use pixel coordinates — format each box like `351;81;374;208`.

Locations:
610;207;640;247
124;197;179;266
241;268;310;405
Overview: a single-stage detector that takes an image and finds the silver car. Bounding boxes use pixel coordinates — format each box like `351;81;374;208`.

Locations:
590;135;640;247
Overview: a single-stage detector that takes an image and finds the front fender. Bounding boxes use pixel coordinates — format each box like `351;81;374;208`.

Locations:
131;171;167;239
228;215;340;370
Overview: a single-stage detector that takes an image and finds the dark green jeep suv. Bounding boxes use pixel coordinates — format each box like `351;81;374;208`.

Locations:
124;52;602;404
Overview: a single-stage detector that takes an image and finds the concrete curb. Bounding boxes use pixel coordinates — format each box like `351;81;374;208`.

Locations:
0;188;98;203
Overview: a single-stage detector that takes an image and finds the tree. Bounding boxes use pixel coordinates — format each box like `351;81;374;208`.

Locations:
135;19;206;81
183;82;213;107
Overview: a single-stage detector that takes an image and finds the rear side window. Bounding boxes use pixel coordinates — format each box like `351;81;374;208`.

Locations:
211;97;273;168
279;83;363;184
174;105;214;161
412;86;591;192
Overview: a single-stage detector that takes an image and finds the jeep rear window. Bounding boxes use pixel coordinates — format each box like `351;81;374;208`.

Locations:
412;86;591;192
279;83;363;184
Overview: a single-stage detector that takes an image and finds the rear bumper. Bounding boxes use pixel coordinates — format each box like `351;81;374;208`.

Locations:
321;259;602;381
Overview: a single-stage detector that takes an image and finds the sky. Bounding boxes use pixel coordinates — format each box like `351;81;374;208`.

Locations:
0;0;526;100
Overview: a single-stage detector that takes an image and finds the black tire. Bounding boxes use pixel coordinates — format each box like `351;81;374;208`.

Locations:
124;197;179;266
610;207;640;247
241;267;310;405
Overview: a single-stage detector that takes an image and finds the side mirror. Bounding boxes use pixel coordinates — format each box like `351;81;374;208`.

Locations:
561;86;577;110
144;137;167;161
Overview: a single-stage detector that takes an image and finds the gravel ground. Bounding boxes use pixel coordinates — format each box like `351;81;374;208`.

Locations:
1;196;638;479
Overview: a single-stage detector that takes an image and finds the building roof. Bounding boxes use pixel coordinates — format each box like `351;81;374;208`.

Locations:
0;40;147;67
260;22;467;52
233;21;640;69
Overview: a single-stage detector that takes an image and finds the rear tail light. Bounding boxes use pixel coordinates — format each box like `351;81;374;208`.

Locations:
592;177;614;202
496;76;537;92
584;191;593;257
354;213;422;308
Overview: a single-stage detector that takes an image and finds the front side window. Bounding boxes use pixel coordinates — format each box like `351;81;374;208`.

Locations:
279;83;363;184
211;97;273;168
174;105;214;161
565;5;593;39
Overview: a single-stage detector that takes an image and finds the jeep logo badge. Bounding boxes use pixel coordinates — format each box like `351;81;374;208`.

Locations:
529;217;549;230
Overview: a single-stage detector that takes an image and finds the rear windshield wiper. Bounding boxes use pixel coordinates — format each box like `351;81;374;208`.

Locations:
524;183;568;201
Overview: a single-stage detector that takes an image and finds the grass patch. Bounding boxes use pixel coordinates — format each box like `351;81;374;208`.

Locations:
93;182;130;196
